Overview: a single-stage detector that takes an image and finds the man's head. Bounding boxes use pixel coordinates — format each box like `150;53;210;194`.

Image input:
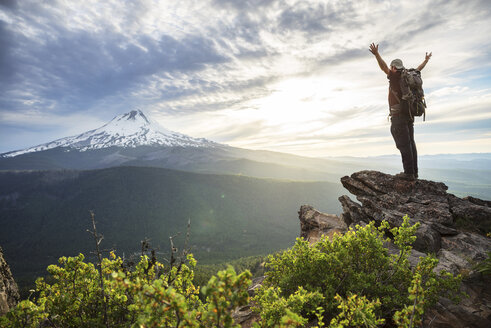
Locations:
390;59;404;71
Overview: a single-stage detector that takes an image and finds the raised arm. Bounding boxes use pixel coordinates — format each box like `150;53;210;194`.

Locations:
417;52;432;71
369;43;390;75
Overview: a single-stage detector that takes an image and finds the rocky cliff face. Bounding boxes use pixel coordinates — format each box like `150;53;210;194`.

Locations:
234;170;491;327
0;247;20;315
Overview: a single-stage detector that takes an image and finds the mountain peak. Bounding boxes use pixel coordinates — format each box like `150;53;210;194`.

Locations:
119;110;149;123
2;110;217;158
98;109;169;137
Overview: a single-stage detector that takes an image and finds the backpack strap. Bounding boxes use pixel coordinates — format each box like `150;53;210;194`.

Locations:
422;98;426;121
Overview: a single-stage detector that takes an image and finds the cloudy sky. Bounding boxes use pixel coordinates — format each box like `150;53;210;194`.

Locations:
0;0;490;157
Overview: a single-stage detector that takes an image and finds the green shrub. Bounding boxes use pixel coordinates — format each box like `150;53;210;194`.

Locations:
1;252;251;328
329;293;385;328
1;216;463;328
252;216;462;327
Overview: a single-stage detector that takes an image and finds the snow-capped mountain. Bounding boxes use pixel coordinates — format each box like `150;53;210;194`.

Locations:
2;110;217;158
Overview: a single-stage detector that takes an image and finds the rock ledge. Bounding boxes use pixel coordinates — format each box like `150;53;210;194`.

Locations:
311;170;491;327
234;171;491;327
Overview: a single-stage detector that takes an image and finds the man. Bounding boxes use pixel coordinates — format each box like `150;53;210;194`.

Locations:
369;43;432;180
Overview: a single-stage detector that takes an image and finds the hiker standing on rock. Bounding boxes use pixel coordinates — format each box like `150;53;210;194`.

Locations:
369;43;431;180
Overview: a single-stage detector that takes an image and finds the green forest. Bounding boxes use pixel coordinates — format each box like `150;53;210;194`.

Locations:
0;166;343;292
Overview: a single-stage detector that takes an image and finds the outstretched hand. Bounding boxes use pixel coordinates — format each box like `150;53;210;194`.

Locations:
425;52;432;61
369;43;379;55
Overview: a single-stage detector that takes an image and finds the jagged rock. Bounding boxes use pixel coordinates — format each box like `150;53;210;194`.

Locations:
439;232;490;275
430;222;460;236
338;195;368;226
465;196;491;207
232;304;260;328
232;277;263;327
236;171;491;327
340;170;490;253
247;276;265;297
386;242;427;268
413;222;442;254
298;205;347;243
449;194;491;234
338;170;491;327
0;246;20;315
424;275;491;328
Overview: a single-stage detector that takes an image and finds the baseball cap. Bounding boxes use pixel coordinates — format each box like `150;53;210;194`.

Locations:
390;59;404;69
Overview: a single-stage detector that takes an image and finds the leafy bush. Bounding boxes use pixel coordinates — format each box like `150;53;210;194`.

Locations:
1;252;251;327
252;216;462;327
1;216;463;328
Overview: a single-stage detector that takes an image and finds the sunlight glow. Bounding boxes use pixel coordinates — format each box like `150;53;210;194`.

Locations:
253;77;356;124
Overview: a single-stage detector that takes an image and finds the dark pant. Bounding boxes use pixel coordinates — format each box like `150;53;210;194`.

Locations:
390;116;418;175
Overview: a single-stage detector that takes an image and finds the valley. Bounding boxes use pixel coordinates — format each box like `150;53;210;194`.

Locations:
0;166;343;291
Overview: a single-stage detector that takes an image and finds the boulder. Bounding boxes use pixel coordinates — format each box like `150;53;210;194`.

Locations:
298;205;347;243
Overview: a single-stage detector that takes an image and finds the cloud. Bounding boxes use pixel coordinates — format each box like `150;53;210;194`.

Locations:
0;5;230;115
0;0;490;156
429;86;469;98
0;109;106;152
0;0;17;10
0;20;17;89
211;0;277;12
278;3;333;34
206;120;267;143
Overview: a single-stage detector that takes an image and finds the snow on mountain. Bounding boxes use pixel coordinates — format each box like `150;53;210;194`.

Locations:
2;110;218;158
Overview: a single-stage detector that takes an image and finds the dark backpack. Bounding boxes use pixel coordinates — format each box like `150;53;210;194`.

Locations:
400;68;426;120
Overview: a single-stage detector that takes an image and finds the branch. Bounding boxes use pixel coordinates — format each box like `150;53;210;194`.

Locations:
87;210;109;328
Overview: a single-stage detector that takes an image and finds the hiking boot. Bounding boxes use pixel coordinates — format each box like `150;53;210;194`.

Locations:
395;172;416;181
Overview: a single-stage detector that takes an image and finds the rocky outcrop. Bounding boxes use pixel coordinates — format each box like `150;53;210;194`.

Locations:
235;170;490;327
0;246;20;315
339;171;490;272
299;205;347;243
336;170;491;327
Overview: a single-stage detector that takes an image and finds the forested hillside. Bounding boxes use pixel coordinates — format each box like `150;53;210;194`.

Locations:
0;166;342;290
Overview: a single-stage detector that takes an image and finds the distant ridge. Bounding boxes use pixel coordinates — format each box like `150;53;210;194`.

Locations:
1;110;217;158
